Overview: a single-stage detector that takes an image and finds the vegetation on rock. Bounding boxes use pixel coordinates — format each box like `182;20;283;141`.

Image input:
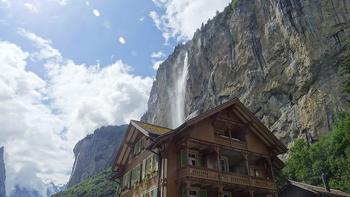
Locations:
231;0;240;9
52;169;118;197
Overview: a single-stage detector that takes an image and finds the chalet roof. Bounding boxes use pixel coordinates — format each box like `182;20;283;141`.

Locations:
283;180;350;197
111;120;171;172
150;98;288;156
130;120;171;136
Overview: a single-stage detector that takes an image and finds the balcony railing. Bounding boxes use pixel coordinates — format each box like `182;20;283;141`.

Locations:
250;178;275;190
179;166;219;182
221;173;249;186
178;166;275;190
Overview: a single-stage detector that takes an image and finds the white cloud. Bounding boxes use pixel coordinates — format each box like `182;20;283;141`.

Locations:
118;36;126;44
85;1;89;6
139;16;145;22
93;9;100;17
23;3;38;13
152;60;163;70
18;28;62;61
0;30;153;196
149;0;230;42
0;41;67;196
150;51;165;71
52;0;68;6
151;51;165;59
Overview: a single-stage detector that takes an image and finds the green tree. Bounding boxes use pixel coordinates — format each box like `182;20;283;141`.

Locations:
52;169;119;197
280;114;350;192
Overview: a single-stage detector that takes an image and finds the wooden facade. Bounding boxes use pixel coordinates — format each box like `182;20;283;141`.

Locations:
112;98;288;197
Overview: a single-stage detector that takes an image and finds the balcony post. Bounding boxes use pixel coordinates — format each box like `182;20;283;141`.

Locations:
268;159;275;181
244;153;253;193
218;185;224;197
215;146;223;194
249;190;255;197
185;181;191;196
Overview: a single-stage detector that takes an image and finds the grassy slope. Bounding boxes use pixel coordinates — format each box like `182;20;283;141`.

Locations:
52;169;118;197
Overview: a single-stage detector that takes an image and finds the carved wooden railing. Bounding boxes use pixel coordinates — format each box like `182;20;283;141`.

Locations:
250;177;275;190
178;166;276;190
221;173;250;186
178;166;219;182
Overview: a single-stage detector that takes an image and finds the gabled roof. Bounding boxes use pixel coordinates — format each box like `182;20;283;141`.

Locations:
282;180;350;197
131;120;171;136
112;121;171;172
150;98;288;156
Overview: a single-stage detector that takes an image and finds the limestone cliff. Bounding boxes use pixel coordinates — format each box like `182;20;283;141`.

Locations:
142;0;350;145
0;147;5;197
67;125;127;188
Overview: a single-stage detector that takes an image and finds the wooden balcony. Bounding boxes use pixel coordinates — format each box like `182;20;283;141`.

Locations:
179;166;219;182
178;166;275;190
250;177;275;190
221;173;249;186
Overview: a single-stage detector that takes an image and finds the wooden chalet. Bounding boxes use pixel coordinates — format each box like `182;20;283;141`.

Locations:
112;98;288;197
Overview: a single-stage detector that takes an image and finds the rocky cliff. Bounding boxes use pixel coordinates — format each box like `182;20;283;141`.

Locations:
67;125;127;188
0;147;5;197
142;0;350;145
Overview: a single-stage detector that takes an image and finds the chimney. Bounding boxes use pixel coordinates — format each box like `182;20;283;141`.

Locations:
321;173;330;192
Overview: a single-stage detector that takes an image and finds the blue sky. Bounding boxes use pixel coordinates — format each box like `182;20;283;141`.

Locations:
0;0;230;196
0;0;178;77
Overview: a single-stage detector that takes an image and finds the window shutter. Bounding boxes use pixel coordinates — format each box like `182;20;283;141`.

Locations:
200;189;207;197
142;159;146;180
180;149;187;167
181;186;187;197
153;154;158;172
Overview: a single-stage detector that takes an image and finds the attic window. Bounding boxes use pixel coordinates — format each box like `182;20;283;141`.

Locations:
215;129;230;138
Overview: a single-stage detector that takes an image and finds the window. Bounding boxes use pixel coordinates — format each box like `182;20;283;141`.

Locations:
216;129;230;138
255;169;262;178
150;188;157;197
144;154;158;177
122;171;131;191
131;165;141;186
223;191;232;197
220;156;229;172
188;150;198;166
189;187;200;197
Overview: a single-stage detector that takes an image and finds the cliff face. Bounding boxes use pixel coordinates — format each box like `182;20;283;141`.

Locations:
142;0;350;145
0;147;5;197
67;125;127;188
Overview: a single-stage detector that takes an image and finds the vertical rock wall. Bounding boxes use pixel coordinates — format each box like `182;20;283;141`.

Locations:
67;125;127;188
142;0;350;145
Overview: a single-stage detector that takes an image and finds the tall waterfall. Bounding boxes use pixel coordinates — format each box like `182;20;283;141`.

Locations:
170;52;189;128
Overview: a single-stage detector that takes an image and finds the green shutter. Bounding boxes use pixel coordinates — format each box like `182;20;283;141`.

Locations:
142;159;146;180
200;189;207;197
180;149;188;167
198;154;203;167
181;186;187;197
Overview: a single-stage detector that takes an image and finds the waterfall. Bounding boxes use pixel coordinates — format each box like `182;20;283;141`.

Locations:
170;52;189;128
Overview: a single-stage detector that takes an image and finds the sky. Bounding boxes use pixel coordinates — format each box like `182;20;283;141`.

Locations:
0;0;230;196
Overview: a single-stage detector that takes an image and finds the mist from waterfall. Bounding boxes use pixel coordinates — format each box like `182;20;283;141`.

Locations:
170;52;189;128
